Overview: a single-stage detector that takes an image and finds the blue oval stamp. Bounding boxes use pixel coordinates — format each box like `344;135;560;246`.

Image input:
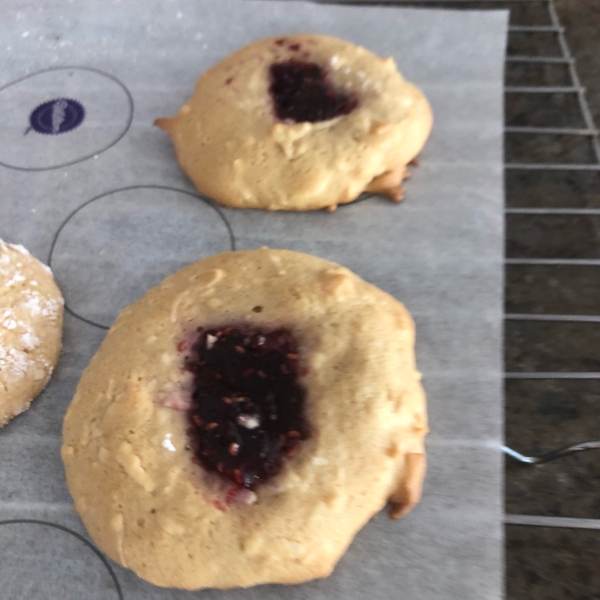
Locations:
26;98;85;135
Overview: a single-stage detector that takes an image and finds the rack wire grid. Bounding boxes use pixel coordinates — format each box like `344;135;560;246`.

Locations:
327;0;600;558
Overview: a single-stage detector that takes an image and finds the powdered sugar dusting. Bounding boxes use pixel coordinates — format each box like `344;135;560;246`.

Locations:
0;346;30;380
21;331;40;350
8;243;30;257
3;318;17;330
5;273;26;286
18;289;63;319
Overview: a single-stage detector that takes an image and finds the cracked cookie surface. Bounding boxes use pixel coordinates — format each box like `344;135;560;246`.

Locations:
0;240;63;426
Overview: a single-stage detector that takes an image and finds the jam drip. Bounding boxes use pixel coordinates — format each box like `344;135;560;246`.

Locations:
186;326;309;489
269;60;358;123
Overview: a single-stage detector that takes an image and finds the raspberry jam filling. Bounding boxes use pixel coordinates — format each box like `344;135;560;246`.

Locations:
185;326;309;489
269;60;359;123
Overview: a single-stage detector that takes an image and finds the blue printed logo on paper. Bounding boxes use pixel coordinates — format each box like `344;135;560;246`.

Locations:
27;98;85;135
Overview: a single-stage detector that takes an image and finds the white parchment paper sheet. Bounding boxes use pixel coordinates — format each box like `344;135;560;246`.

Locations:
0;1;507;598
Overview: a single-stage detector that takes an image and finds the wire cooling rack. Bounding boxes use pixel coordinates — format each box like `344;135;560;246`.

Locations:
323;0;600;531
501;0;600;532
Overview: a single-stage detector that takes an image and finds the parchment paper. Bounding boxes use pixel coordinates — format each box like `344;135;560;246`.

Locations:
0;1;508;598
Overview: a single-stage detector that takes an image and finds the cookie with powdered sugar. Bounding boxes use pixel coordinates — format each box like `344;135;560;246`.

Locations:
0;241;64;426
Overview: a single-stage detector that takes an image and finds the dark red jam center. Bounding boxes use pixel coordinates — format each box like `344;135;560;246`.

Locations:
185;327;309;489
269;60;358;123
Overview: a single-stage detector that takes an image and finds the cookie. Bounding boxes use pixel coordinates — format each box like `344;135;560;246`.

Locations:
155;34;432;211
0;241;64;426
62;248;427;590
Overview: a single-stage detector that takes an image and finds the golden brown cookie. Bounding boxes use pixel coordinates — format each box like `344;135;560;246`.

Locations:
0;241;64;426
62;248;427;590
155;34;432;211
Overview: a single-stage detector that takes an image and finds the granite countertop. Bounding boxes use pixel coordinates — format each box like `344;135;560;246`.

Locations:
503;0;600;598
